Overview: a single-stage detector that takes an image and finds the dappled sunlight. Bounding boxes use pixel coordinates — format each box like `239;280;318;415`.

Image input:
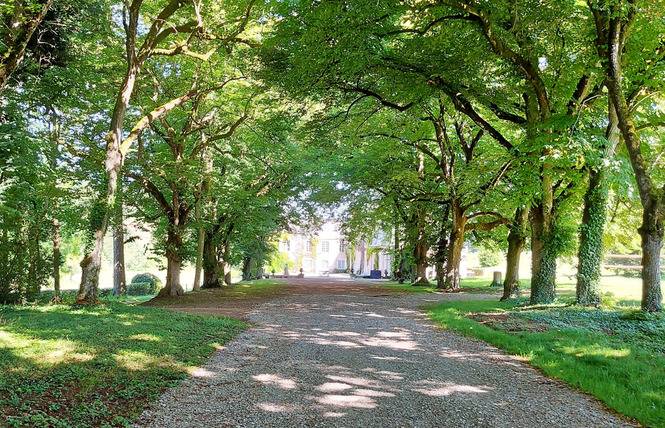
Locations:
257;403;291;412
352;388;395;398
368;354;407;362
190;367;223;378
356;311;385;318
316;382;353;393
412;380;492;397
0;330;96;367
318;330;362;337
326;375;393;391
113;349;169;371
128;333;161;342
361;368;404;381
312;337;363;348
359;330;420;351
562;344;632;359
315;394;377;409
322;411;347;418
253;373;298;390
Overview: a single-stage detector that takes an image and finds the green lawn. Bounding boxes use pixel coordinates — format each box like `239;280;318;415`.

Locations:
426;300;665;427
144;279;285;307
0;301;246;427
381;274;655;306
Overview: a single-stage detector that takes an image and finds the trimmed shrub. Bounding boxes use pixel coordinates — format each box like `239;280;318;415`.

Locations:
128;273;162;296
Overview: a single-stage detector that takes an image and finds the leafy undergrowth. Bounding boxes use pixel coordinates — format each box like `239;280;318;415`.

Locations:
426;300;665;428
0;301;246;427
144;279;285;307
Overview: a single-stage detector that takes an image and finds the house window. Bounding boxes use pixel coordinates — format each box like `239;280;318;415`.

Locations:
306;240;312;252
339;240;347;252
304;258;313;271
337;260;346;270
321;240;330;253
282;239;290;251
320;260;329;269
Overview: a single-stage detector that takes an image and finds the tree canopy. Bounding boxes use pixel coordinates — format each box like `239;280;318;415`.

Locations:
0;0;663;312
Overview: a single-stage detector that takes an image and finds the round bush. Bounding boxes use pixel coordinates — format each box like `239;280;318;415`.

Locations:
128;273;163;295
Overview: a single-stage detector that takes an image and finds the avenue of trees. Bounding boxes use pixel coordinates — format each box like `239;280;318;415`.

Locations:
0;0;663;311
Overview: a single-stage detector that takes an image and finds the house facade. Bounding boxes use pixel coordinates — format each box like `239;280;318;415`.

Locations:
277;222;393;275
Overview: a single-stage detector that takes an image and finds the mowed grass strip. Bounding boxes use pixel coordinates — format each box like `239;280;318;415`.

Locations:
144;279;286;307
426;300;665;428
0;302;246;427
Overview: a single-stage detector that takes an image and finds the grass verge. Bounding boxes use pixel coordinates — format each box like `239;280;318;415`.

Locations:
426;299;665;428
144;279;285;307
378;277;502;294
0;301;246;427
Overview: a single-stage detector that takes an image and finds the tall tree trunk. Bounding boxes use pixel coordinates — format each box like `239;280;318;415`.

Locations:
28;221;38;299
502;207;528;301
78;62;141;304
393;214;403;282
442;200;466;290
223;243;232;285
359;243;366;275
412;240;430;286
202;232;222;288
598;11;663;311
575;168;607;306
530;202;557;304
113;180;126;296
640;212;664;312
53;217;61;297
576;101;620;306
158;227;185;297
193;201;204;291
242;256;254;281
435;242;447;289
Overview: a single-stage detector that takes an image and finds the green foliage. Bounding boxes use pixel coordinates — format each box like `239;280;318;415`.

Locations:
128;273;162;296
478;245;503;268
427;300;665;428
267;251;295;273
0;301;246;427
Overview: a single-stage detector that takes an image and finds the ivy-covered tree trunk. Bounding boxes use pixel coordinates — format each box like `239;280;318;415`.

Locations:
575;168;607;306
442;200;467;291
501;207;528;301
530;202;557;304
576;101;619;306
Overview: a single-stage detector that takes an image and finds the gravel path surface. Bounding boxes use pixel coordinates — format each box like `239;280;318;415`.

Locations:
135;280;634;427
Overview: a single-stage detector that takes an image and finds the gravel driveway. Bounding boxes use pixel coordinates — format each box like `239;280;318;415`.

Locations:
135;279;634;427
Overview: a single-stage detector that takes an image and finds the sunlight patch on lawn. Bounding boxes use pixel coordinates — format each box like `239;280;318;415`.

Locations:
0;331;94;367
128;333;161;342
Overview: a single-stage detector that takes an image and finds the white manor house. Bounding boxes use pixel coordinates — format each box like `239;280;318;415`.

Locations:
277;222;394;276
